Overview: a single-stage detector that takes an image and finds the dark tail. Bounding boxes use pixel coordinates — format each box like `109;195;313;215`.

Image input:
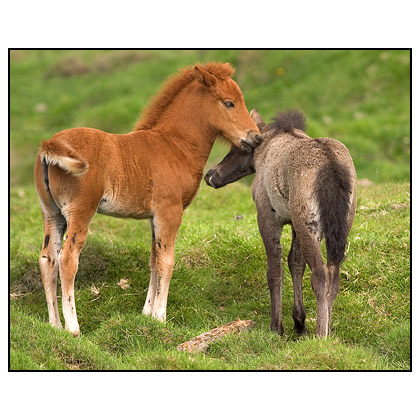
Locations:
316;159;352;265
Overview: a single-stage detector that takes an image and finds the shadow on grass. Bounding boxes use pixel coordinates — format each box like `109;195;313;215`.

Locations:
11;236;152;292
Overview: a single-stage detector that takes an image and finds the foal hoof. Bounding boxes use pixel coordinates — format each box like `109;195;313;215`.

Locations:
151;312;166;323
50;320;63;330
293;324;307;337
65;324;80;338
270;322;284;336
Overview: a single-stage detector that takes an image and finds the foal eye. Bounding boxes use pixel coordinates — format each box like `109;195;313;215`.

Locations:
223;100;235;109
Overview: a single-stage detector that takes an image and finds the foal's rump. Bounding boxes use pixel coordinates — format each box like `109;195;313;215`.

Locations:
314;138;356;264
35;127;117;215
291;137;356;266
39;128;119;187
39;136;89;178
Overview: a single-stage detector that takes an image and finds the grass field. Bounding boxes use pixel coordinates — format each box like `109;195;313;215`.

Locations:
9;50;411;370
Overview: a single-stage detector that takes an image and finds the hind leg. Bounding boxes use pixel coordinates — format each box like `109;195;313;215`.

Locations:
301;238;330;337
326;264;340;332
305;254;330;336
39;212;67;328
321;194;356;331
59;210;95;336
35;158;67;329
256;200;284;334
292;220;330;336
288;227;307;335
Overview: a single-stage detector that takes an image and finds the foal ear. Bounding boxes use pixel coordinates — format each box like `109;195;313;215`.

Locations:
250;108;266;128
194;66;217;88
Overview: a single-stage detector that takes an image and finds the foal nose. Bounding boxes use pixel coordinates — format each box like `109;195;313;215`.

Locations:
205;169;214;186
241;130;262;153
205;169;218;188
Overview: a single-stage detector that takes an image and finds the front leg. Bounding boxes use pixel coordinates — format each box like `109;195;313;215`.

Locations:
145;203;183;322
255;195;284;334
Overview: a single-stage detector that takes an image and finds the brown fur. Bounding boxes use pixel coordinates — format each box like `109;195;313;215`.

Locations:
205;109;357;337
34;63;260;336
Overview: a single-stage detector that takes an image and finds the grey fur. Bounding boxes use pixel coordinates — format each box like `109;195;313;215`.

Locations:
205;109;357;336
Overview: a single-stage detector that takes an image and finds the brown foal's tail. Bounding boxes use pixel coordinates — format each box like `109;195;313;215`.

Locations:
39;140;88;178
316;160;352;266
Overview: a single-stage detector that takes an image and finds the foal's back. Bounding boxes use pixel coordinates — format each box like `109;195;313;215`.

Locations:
253;129;356;227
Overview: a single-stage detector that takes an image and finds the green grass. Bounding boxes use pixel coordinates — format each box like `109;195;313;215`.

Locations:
10;50;410;185
10;181;410;370
9;50;410;370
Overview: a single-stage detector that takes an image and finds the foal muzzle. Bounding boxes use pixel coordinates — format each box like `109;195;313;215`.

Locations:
240;131;262;153
205;169;221;189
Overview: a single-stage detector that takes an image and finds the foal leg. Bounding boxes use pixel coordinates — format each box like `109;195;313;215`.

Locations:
288;227;307;335
59;211;94;336
149;204;183;322
292;219;330;336
326;263;340;333
323;200;355;331
39;212;67;329
143;219;158;316
299;238;329;337
256;203;284;334
35;157;67;329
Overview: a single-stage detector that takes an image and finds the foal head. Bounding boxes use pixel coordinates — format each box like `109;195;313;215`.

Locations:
205;108;265;188
193;64;261;152
205;108;309;188
205;146;255;189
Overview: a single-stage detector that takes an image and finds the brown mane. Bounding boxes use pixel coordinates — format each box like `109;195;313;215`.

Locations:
134;62;235;131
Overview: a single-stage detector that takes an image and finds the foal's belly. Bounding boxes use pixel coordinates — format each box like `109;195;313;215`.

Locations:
269;192;291;223
97;195;152;220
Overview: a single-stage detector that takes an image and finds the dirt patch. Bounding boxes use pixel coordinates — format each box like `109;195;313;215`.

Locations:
391;202;410;210
358;178;374;187
76;252;109;287
45;55;89;78
179;249;210;268
11;265;43;296
45;50;154;78
10;50;27;61
53;345;94;370
91;50;154;74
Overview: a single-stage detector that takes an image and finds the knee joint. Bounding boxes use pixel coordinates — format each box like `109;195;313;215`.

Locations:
39;253;57;269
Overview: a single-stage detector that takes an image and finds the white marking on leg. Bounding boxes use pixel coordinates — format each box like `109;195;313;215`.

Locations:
324;307;329;337
152;289;167;322
151;253;174;323
62;293;80;336
39;252;62;329
143;274;156;316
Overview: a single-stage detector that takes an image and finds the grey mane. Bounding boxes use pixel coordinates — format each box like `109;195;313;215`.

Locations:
265;110;307;134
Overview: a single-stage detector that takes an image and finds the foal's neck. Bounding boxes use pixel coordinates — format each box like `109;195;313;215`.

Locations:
149;86;218;167
253;134;273;167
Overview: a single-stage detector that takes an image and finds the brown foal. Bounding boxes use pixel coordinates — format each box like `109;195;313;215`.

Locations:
34;63;260;336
